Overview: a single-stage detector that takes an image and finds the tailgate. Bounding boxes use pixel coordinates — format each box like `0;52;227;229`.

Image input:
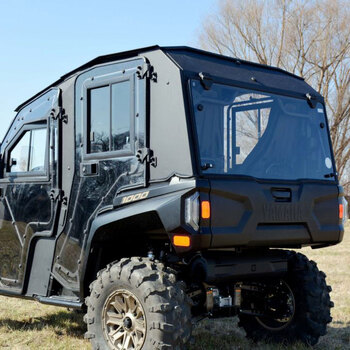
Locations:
209;178;341;248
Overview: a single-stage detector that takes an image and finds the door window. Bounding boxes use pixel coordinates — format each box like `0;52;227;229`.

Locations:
7;126;47;174
88;80;132;155
111;81;131;152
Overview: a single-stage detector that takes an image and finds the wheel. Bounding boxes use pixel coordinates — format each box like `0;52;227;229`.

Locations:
238;252;333;346
84;257;192;350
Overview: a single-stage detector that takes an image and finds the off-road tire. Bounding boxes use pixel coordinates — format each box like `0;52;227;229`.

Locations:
84;257;192;350
238;251;333;346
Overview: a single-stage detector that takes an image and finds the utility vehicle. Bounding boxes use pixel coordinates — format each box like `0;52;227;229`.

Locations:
0;46;344;349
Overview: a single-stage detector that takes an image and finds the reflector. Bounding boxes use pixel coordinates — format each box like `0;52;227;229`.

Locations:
201;200;211;219
173;235;191;247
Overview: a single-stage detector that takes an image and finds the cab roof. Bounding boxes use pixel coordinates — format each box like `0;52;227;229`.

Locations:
15;45;320;112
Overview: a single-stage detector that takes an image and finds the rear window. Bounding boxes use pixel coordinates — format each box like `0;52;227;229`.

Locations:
191;80;335;181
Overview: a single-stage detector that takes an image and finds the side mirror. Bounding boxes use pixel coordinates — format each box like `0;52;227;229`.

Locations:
10;158;17;167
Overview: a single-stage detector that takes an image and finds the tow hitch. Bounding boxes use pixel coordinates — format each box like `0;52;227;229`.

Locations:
204;280;295;323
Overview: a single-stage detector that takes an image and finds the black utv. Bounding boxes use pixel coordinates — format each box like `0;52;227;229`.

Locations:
0;46;344;349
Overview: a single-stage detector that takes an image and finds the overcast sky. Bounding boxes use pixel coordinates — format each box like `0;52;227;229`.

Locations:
0;0;216;141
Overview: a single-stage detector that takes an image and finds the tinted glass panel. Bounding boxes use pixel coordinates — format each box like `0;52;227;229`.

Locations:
9;131;30;172
29;128;47;172
89;86;110;153
8;127;47;174
111;81;131;151
234;93;271;165
191;80;334;181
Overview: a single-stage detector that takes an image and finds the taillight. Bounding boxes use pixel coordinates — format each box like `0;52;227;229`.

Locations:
339;203;344;220
185;192;200;231
185;192;211;230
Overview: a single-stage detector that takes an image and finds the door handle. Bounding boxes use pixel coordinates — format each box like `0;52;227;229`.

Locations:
271;188;291;202
81;162;99;176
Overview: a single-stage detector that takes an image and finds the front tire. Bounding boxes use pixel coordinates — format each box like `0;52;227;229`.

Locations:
84;257;192;350
238;252;333;346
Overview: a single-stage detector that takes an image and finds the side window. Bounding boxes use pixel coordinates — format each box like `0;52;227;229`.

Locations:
8;131;30;172
7;126;47;174
89;86;110;153
29;128;47;171
111;81;131;152
88;80;132;154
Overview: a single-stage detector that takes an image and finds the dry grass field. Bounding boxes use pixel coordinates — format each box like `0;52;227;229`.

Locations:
0;229;348;350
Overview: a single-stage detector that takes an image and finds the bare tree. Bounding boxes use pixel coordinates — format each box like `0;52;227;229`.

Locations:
199;0;350;190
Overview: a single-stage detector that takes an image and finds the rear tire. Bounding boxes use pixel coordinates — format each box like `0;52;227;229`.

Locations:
238;252;333;346
84;257;192;350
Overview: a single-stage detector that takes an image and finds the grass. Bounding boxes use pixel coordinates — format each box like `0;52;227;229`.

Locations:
0;230;349;349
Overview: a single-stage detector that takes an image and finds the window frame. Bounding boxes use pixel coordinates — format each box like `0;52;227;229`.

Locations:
3;121;49;180
82;73;135;160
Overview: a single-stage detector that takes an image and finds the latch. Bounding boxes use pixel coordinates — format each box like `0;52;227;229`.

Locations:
305;93;317;109
137;148;157;167
136;64;157;82
199;72;213;90
50;107;68;123
50;189;66;204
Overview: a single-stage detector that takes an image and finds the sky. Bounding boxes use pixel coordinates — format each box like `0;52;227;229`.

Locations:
0;0;217;141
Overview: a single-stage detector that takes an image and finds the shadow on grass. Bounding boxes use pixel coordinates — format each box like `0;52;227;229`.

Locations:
326;322;350;349
0;310;86;337
189;319;350;350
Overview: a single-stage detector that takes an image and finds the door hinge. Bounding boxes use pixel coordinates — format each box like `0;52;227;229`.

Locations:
136;148;157;167
50;107;68;123
136;64;157;82
199;72;213;90
50;189;67;204
305;93;317;109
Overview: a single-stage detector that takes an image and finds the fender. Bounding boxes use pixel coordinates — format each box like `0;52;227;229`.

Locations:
92;188;190;235
80;184;196;295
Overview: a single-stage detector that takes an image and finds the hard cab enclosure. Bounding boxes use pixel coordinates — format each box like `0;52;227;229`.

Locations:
0;46;343;302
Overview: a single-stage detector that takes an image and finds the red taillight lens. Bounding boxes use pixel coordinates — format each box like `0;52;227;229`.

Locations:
339;203;344;220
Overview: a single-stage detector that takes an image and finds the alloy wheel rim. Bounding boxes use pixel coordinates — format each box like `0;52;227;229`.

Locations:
255;280;296;331
102;289;146;349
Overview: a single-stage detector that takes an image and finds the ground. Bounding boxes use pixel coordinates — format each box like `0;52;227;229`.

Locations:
0;228;349;350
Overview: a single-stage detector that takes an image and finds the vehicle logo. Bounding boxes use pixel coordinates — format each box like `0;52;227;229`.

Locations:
121;191;150;204
263;203;303;222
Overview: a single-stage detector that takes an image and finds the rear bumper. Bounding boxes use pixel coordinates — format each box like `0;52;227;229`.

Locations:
189;250;288;283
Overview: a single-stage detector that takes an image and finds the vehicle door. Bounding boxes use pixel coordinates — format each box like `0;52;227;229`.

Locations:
52;59;147;291
0;90;59;293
